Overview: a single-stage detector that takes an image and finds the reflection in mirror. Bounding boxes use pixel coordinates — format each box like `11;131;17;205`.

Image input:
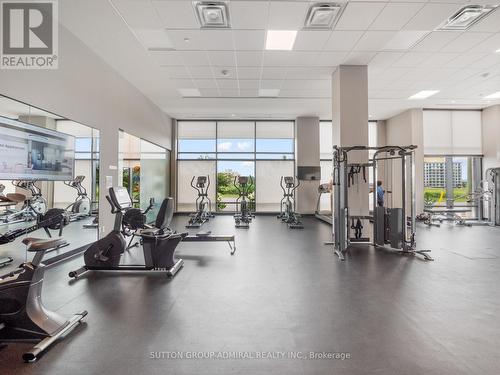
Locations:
118;130;170;223
0;94;100;272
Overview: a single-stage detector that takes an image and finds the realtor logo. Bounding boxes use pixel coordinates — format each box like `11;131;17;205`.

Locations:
1;0;58;69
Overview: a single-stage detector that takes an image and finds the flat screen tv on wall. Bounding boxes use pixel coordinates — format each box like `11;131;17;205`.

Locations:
0;116;75;181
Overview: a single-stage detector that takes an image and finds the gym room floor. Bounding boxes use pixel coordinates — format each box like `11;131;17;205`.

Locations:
1;215;499;375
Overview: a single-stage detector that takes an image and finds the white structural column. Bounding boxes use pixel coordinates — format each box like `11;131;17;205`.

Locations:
332;65;369;216
385;108;425;213
295;116;320;214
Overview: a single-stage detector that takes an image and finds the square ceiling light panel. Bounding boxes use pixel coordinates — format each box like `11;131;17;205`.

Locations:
408;90;440;99
484;91;500;99
438;5;498;31
266;30;297;50
193;1;230;29
304;3;344;29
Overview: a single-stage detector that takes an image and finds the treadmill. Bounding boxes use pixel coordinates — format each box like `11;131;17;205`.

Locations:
315;183;332;225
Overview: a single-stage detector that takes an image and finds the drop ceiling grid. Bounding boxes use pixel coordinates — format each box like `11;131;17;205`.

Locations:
106;0;500;113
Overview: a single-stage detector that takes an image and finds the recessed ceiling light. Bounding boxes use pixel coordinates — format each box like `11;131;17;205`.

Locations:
178;88;201;97
135;29;174;51
484;91;500;99
408;90;440;100
184;38;190;43
259;89;280;97
304;3;344;30
265;30;297;50
193;1;230;29
437;5;497;31
496;48;500;53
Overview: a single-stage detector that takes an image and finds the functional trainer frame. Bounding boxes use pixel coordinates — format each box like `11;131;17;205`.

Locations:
330;145;433;261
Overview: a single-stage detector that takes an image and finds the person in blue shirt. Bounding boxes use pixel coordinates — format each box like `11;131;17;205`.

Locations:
376;180;385;207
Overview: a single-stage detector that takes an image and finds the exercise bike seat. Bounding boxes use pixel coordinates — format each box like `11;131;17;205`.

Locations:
5;193;26;203
22;237;67;252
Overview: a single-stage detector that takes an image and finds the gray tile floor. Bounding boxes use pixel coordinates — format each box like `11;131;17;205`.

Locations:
1;215;499;374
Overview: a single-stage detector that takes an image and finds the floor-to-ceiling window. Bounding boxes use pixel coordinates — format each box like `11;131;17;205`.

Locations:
176;120;295;213
423;110;483;217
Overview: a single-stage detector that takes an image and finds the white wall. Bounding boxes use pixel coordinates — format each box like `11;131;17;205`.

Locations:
0;25;172;234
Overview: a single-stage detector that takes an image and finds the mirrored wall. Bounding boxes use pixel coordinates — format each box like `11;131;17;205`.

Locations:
0;94;100;269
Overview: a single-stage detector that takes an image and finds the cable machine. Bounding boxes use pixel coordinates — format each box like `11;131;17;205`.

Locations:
329;144;433;261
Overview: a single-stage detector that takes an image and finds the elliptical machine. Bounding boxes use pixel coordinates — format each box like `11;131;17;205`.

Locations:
64;175;91;221
2;180;47;224
68;186;187;279
186;176;215;228
277;176;303;229
0;237;87;362
234;176;254;229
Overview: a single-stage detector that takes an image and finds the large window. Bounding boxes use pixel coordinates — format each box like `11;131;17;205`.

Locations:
177;120;295;212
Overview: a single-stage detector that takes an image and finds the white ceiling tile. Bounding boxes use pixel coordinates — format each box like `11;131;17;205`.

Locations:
217;80;239;90
199;88;220;97
213;67;237;79
469;7;500;32
208;51;236;66
237;67;262;79
445;53;487;68
369;52;405;68
239;89;259;97
383;31;429;51
219;89;240;97
403;3;462;31
170;79;195;89
392;52;432;67
233;30;266;50
230;1;269;29
134;29;174;50
261;67;287;80
162;66;191;79
441;32;494;53
370;3;424;31
419;53;460;67
188;66;214;79
239;80;260;89
263;51;318;67
268;1;309;29
285;67;334;79
113;0;162;28
166;29;203;50
353;31;397;52
195;79;218;89
343;51;376;65
293;31;331;51
260;80;283;89
469;34;500;53
236;51;263;66
313;51;348;66
411;32;459;52
471;53;500;69
150;50;183;65
180;51;210;66
152;1;199;29
323;31;363;51
282;80;330;90
335;3;386;30
200;30;234;50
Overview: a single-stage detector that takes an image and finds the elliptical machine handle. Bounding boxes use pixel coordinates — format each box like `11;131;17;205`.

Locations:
206;175;210;190
233;176;242;195
279;176;286;195
190;176;196;189
106;195;120;214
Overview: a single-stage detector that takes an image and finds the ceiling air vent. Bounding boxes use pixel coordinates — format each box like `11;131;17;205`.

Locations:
193;1;230;29
304;3;344;30
437;5;497;31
